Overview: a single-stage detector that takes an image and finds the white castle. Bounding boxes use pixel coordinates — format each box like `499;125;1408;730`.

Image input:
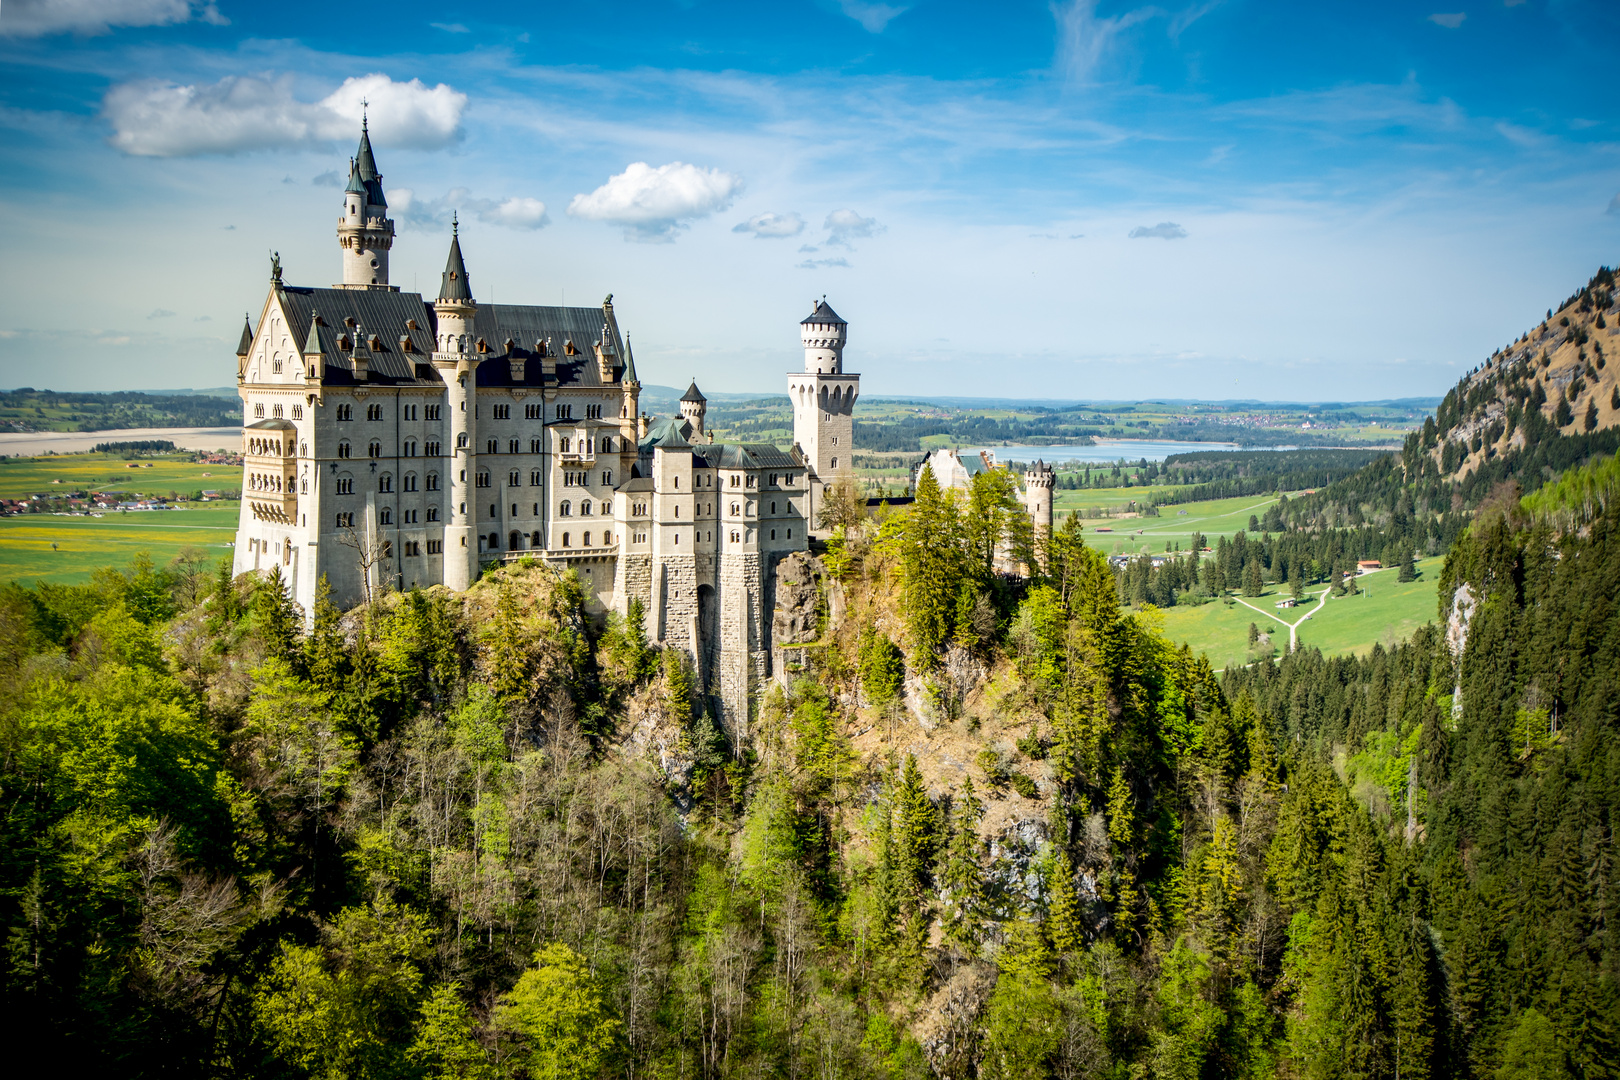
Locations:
232;121;859;725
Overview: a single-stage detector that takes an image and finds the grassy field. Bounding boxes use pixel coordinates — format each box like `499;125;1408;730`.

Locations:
0;503;239;586
0;452;235;500
1156;556;1446;670
1072;491;1291;554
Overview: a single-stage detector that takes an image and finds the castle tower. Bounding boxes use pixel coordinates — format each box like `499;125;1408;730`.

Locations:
336;115;396;289
430;217;480;589
1023;459;1055;540
680;380;708;438
787;299;859;530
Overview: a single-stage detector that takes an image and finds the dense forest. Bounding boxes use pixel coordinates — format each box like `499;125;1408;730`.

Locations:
0;450;1615;1078
0;389;239;433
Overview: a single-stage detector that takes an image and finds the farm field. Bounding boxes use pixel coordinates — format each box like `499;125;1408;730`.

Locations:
1155;556;1446;671
0;503;239;586
1072;491;1294;554
0;452;235;500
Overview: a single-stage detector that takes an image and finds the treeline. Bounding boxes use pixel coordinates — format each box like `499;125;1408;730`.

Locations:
93;439;178;453
0;389;238;432
854;415;1105;452
1157;447;1389;504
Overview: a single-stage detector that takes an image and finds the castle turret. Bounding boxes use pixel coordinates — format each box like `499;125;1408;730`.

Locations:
1023;459;1055;542
788;298;859;529
680;380;708;439
431;217;480;590
336;115;396;289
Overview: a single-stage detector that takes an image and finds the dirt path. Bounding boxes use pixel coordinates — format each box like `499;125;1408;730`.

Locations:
1232;585;1332;653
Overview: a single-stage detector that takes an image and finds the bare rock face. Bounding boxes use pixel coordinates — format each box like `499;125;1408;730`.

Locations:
1446;582;1477;721
621;683;695;812
988;817;1049;907
772;552;823;647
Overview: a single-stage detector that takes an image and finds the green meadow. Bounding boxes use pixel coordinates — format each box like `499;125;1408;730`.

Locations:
0;452;234;501
0;503;239;586
1067;491;1292;553
1155;556;1447;671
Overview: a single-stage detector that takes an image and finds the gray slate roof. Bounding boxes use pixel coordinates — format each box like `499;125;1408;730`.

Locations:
801;299;845;325
275;286;628;390
236;315;254;356
438;231;472;302
681;380;706;403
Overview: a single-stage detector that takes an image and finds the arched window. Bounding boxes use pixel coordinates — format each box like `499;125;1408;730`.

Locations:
488;532;500;549
562;532;571;547
300;440;308;456
404;440;417;456
272;352;283;373
530;469;542;485
337;404;352;421
272;404;284;419
560;500;571;516
508;439;519;453
603;531;611;545
456;433;468;448
830;456;838;470
338;440;351;458
379;507;392;524
254;403;265;418
404;473;417;492
368;440;381;458
602;470;612;485
486;439;497;454
580;499;592;516
583;531;591;546
531;531;542;547
426;472;439;491
509;531;522;550
509;469;521;486
378;473;392;493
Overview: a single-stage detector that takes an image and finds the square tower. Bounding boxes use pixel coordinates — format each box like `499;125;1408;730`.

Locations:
788;299;858;530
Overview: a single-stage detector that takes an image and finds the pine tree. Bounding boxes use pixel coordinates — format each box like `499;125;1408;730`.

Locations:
305;575;348;693
1398;547;1416;582
1585;397;1599;431
255;563;302;667
1046;847;1083;956
486;587;532;704
901;467;964;668
1243;558;1263;596
940;777;986;949
893;755;939;905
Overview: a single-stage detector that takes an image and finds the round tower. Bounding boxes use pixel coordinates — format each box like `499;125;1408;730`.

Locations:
1024;458;1055;536
431;217;480;591
680;380;708;438
800;297;847;374
336;115;396;289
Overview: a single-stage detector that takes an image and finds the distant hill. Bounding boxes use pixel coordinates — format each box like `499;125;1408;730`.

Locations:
0;389;239;434
1425;267;1620;478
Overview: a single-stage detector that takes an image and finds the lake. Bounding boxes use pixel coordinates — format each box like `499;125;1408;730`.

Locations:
969;439;1295;464
0;427;241;456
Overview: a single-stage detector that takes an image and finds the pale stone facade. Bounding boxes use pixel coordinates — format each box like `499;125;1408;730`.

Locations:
231;124;850;730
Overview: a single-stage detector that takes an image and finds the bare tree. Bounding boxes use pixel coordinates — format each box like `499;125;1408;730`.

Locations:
334;523;388;606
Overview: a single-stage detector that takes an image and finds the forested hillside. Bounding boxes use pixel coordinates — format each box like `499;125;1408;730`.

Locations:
2;457;1617;1078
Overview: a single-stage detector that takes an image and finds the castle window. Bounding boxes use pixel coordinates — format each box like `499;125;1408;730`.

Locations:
338;440;351;458
560;500;571;516
272;353;283;373
379;507;392;524
771;502;776;514
583;531;592;546
674;476;680;489
530;469;542;485
586;405;601;419
488;532;499;548
581;499;592;516
368;440;382;458
531;531;542;546
601;470;612;485
293;405;303;420
381;540;392;558
405;509;417;523
336;477;353;494
427;507;440;521
337;404;352;421
533;503;539;515
730;530;740;542
509;470;521;486
562;532;570;547
600;436;612;452
830;457;838;470
555;404;573;419
427;539;443;553
425;441;440;456
456;433;468;448
747;476;756;488
379;473;392;493
301;479;308;493
511;503;518;516
254;403;265;418
526;404;542;419
336;512;354;527
493;404;510;419
730;502;740;516
771;529;776;540
426;405;441;420
530;438;542;453
404;473;417;492
787;528;792;538
272;404;284;419
426;472;440;491
509;439;519;453
476;471;490;488
486;439;498;454
770;474;777;486
510;531;522;550
404;440;417;456
560;437;570;453
367;404;382;421
730;474;739;487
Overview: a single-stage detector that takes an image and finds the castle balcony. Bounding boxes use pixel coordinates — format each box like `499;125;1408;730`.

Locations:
558;445;596;463
248;491;299;524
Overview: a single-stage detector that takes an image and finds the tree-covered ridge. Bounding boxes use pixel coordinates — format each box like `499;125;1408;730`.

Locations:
0;389;239;433
2;458;1617;1078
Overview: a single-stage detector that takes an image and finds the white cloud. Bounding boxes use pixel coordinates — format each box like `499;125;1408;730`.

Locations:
1494;121;1540;147
1129;222;1188;239
0;0;225;37
147;308;175;319
1052;0;1157;85
430;21;470;32
568;162;742;242
733;211;805;238
103;72;467;157
797;257;851;270
824;208;883;248
838;1;908;33
392;188;549;231
1427;12;1466;29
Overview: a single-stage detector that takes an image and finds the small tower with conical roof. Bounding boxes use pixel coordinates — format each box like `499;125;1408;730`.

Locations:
430;216;480;591
1022;458;1055;541
787;298;860;529
336;114;397;289
680;380;708;439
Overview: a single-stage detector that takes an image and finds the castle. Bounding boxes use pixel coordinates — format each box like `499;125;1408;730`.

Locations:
232;121;859;727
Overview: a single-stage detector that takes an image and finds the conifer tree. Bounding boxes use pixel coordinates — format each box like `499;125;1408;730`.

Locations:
1046;847;1083;956
893;754;939;905
305;575;347;693
940;777;985;949
1243;558;1263;596
255;563;302;668
485;587;532;704
1397;547;1416;582
900;467;964;667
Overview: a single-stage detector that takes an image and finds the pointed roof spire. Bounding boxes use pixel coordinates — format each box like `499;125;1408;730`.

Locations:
681;380;707;403
236;313;254;356
352;113;386;207
303;310;323;355
623;335;639;384
801;297;845;325
437;215;473;303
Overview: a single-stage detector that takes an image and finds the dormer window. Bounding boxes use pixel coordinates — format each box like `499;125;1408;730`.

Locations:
406;319;419;330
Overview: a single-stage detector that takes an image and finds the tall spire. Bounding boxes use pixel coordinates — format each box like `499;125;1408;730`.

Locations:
438;214;473;303
335;115;395;288
236;313;254;357
353;119;385;206
623;335;639;384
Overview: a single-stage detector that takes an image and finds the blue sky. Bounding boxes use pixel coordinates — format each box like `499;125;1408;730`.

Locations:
1;0;1617;400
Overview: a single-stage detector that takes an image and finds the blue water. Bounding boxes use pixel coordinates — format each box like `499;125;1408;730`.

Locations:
970;439;1296;465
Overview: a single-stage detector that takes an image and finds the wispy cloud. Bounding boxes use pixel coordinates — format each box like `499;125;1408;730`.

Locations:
1052;0;1158;84
392;188;550;231
824;209;883;248
148;308;176;319
797;257;851;270
430;21;470;33
1427;12;1466;29
0;0;226;38
103;72;466;156
568;161;742;242
838;1;908;33
1129;222;1188;239
733;211;805;238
